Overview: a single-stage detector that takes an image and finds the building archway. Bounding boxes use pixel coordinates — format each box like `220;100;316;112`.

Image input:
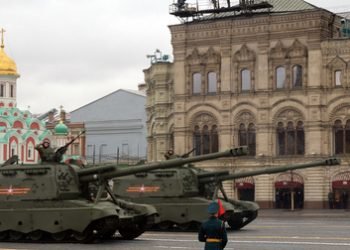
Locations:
235;177;255;201
331;171;350;209
275;172;304;209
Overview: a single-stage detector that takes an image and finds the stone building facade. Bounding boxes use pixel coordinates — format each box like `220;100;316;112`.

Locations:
144;1;350;209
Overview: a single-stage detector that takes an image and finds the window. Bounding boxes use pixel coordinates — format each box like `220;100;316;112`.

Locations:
193;73;201;95
276;66;286;89
334;119;350;154
10;143;17;157
27;143;34;160
202;126;210;154
277;122;286;155
211;125;218;153
194;126;201;156
0;84;4;97
241;69;251;91
207;72;217;94
193;125;219;155
277;121;304;156
10;85;14;97
238;123;256;156
335;70;342;86
292;65;302;87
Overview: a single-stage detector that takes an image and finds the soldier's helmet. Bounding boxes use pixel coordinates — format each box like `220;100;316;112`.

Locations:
208;201;219;214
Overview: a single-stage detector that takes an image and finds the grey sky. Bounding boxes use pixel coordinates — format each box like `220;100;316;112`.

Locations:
0;0;348;113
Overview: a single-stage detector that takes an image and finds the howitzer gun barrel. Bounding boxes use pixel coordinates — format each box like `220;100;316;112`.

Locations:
199;157;340;184
197;170;230;178
78;146;248;182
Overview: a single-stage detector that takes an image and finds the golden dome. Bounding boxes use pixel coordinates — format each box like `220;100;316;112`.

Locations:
0;46;18;76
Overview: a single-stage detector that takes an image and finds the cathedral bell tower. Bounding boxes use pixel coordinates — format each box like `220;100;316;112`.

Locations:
0;28;20;108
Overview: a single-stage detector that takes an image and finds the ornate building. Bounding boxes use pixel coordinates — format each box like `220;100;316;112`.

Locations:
0;29;52;164
0;29;85;164
144;1;350;208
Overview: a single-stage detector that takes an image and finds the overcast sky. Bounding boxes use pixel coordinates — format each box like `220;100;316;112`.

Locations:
0;0;349;114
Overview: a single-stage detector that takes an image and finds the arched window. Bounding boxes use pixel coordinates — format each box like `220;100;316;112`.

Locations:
276;66;286;89
27;143;34;160
193;124;219;155
239;123;256;156
192;73;201;95
335;70;342;86
241;69;251;91
292;65;302;88
277;122;286;155
296;121;305;154
193;126;201;155
334;119;350;154
202;125;210;154
277;121;305;156
239;124;247;146
248;123;256;156
211;125;219;153
207;72;217;94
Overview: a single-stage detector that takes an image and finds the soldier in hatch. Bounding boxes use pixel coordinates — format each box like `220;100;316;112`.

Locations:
35;138;56;163
164;148;177;160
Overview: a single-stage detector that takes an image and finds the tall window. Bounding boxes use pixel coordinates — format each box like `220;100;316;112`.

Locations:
207;72;217;94
27;143;34;160
241;69;251;91
211;125;219;153
10;143;17;157
292;65;302;87
10;85;14;97
193;125;219;155
193;73;201;95
335;70;342;86
276;66;286;89
334;119;350;154
277;121;305;156
0;84;4;97
194;126;202;155
238;123;256;156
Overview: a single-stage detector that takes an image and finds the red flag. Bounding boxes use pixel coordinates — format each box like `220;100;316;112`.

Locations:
217;199;225;217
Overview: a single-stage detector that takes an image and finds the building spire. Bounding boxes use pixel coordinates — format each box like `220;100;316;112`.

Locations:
0;28;5;49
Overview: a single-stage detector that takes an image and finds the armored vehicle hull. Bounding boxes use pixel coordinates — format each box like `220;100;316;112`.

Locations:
120;196;257;231
0;147;244;242
113;158;339;231
0;164;157;242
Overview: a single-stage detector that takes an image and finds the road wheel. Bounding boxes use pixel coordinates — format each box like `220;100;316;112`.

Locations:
157;221;173;230
28;230;44;241
0;231;8;240
9;230;24;241
72;230;95;243
177;222;191;231
51;231;68;241
119;226;145;240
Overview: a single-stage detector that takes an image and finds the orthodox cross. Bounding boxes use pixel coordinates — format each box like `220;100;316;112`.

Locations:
0;28;5;48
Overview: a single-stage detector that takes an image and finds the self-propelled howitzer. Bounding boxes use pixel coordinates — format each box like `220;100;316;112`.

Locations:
0;147;245;243
113;157;340;231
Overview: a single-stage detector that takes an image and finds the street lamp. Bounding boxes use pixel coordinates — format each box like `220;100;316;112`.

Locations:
87;145;96;165
99;144;107;163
